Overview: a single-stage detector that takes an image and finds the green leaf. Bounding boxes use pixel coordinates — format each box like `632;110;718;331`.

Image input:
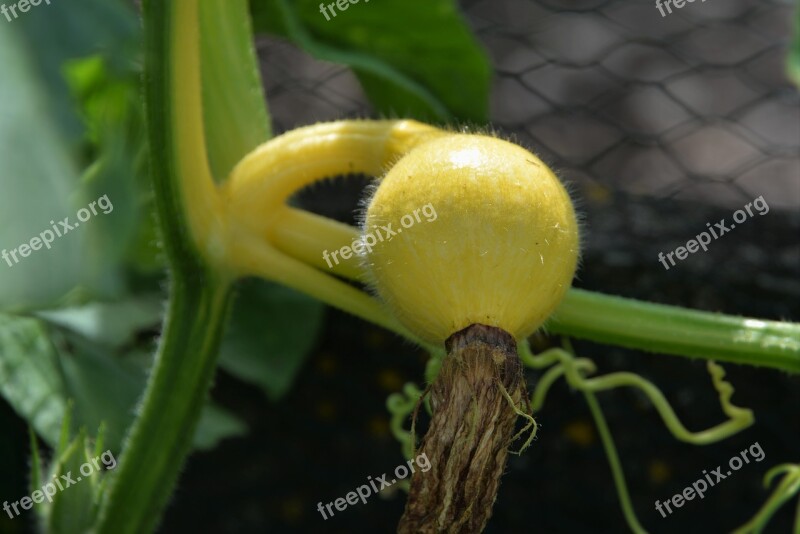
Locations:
219;279;324;400
0;29;87;311
0;311;245;452
29;414;115;532
28;426;44;519
788;2;800;88
250;0;491;122
46;430;102;533
35;296;163;349
0;314;67;442
193;404;249;451
55;332;149;452
200;0;272;180
63;54;163;279
58;331;247;451
58;330;247;452
0;2;154;311
15;0;139;144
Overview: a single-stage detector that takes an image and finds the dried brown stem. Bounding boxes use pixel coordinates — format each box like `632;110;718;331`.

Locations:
398;324;527;534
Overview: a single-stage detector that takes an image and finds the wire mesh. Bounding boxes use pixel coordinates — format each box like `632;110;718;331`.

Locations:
258;0;799;213
246;2;800;532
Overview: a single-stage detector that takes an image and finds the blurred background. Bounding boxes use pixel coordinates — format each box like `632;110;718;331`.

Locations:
0;0;798;532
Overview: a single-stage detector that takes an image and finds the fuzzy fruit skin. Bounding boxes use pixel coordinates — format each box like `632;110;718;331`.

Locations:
364;134;580;345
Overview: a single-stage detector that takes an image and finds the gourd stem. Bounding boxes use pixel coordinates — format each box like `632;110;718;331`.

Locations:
270;209;800;374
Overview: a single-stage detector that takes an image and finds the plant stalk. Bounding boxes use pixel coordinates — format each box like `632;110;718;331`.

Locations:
95;278;231;533
95;0;252;530
549;289;800;373
398;324;527;533
268;208;800;374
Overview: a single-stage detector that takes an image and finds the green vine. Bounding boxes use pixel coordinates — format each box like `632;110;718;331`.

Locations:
86;1;800;532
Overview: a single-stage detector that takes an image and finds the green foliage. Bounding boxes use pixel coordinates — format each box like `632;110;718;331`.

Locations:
28;414;113;533
14;0;139;144
0;0;326;470
200;0;273;181
250;0;491;122
0;315;66;441
4;2;491;528
789;2;800;88
220;279;325;400
0;0;235;456
63;55;161;276
44;429;103;533
0;28;88;310
0;308;246;452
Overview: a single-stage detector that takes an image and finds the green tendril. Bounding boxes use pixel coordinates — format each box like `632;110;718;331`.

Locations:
733;464;800;534
519;338;760;533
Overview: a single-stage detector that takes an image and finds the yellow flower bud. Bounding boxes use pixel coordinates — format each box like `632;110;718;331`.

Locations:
364;133;580;344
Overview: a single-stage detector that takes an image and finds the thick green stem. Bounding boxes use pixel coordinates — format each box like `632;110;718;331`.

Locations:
549;289;800;374
96;278;231;534
95;0;261;530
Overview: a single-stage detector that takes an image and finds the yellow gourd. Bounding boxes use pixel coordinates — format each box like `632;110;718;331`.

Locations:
363;133;580;344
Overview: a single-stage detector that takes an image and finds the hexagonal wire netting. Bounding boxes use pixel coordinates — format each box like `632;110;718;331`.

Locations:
245;0;799;531
258;0;799;214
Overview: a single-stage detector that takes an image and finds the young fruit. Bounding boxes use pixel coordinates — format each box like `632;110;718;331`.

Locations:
364;133;580;345
363;133;580;533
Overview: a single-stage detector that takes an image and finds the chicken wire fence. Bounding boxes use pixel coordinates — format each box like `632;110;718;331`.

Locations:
256;0;800;214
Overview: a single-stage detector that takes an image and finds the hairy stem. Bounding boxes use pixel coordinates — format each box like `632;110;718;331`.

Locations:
549;289;800;374
95;0;255;530
96;279;231;533
399;324;526;533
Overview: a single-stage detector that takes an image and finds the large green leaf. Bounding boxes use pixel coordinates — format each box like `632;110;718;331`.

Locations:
0;28;87;311
56;332;150;451
59;334;247;451
15;0;139;144
63;54;160;277
0;311;245;452
0;315;66;441
0;1;155;311
200;0;272;180
36;296;162;349
219;279;324;400
250;0;491;122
